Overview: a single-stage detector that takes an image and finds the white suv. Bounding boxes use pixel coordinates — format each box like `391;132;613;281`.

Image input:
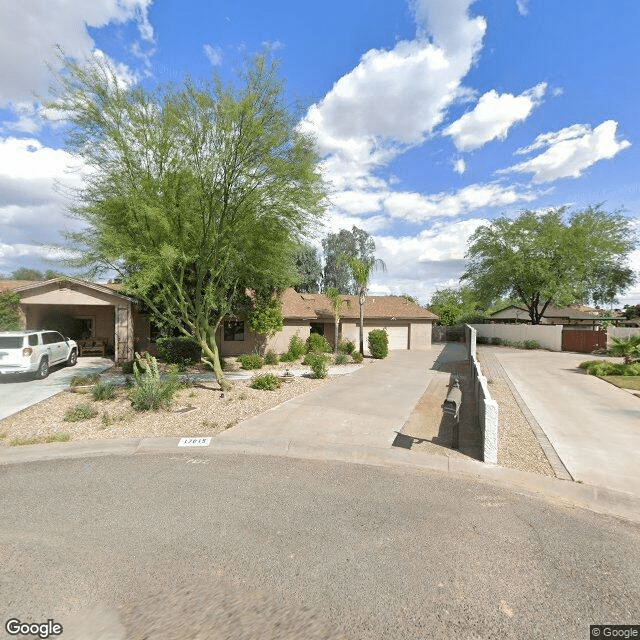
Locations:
0;331;78;379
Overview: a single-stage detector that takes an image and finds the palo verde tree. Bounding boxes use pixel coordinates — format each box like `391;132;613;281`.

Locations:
49;52;325;385
462;206;636;324
341;256;386;355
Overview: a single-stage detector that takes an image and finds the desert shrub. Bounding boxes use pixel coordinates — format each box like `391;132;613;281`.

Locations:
338;340;356;355
583;361;626;376
352;351;364;364
524;339;540;350
91;381;118;401
237;354;264;370
264;350;279;365
476;336;489;345
278;350;297;362
129;352;179;410
288;336;307;358
306;332;332;354
156;336;202;365
334;353;348;365
250;373;282;391
70;373;99;387
64;405;98;422
305;353;329;379
490;337;503;346
368;329;389;359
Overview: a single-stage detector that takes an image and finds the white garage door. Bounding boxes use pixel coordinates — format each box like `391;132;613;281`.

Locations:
386;325;409;350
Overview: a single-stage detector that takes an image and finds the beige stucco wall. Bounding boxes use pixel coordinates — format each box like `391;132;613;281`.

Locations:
409;321;432;350
265;320;312;354
19;283;118;306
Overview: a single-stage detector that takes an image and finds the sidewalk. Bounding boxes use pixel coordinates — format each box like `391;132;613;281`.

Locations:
217;347;447;450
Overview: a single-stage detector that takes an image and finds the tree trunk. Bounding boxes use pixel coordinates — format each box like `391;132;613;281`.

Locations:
334;316;339;353
196;324;228;390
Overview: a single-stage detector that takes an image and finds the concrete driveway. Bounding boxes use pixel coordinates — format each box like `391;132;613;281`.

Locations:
0;356;114;421
493;349;640;496
218;347;450;450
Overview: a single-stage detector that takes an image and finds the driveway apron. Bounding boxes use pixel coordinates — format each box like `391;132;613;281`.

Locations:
218;348;447;450
0;356;114;421
494;349;640;496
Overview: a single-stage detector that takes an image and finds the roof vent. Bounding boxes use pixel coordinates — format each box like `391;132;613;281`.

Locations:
300;294;315;300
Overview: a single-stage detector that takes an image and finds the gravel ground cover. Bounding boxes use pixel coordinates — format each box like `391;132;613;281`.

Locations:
477;347;555;477
0;357;348;446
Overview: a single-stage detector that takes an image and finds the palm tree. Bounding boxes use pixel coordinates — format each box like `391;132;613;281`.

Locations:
325;287;346;353
342;256;386;355
610;335;640;364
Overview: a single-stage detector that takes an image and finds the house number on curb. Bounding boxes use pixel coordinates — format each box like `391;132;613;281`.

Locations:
178;437;211;447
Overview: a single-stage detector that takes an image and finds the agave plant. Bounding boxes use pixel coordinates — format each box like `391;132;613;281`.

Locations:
610;335;640;365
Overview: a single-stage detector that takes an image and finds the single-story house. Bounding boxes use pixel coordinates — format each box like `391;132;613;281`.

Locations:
1;279;437;360
487;304;623;327
217;288;438;357
0;278;150;362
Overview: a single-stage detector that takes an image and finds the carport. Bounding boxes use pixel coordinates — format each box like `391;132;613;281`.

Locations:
8;278;144;363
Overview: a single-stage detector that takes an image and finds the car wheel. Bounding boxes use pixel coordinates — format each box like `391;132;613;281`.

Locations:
36;357;49;380
67;349;78;367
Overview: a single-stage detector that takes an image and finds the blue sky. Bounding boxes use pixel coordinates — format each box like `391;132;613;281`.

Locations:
1;0;639;305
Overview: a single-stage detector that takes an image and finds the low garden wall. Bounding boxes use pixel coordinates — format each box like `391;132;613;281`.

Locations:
470;323;562;352
464;324;498;464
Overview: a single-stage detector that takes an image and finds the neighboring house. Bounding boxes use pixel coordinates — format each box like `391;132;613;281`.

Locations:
488;304;624;327
217;288;438;357
1;279;438;361
0;278;149;363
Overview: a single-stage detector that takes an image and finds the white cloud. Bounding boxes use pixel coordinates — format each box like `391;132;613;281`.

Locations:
203;44;223;66
300;0;486;191
516;0;530;17
381;182;537;223
453;158;466;174
0;0;155;106
504;120;631;183
444;83;547;151
367;218;489;302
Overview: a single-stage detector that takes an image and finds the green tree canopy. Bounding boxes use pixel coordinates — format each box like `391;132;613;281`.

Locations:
49;52;325;383
293;243;323;293
462;206;636;324
322;226;375;294
427;286;484;326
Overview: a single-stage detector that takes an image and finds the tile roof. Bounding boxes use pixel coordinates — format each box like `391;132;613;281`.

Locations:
280;288;438;320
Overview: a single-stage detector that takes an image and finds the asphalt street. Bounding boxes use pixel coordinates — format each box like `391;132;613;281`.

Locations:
1;452;639;640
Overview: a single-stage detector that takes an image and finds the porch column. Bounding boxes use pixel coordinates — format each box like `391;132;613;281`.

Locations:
115;302;134;363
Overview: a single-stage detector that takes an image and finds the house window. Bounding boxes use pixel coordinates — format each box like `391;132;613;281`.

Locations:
224;321;245;342
310;322;324;336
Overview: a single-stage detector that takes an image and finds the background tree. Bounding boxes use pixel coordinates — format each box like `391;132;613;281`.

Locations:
0;292;21;330
462;206;636;324
293;243;323;293
325;286;345;352
427;286;485;326
11;268;44;280
322;226;375;294
342;256;386;355
49;52;325;385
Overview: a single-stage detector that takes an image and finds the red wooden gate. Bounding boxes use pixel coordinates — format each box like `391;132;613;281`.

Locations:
561;329;607;353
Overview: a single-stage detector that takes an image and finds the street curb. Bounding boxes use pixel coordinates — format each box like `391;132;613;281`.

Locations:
2;436;639;524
